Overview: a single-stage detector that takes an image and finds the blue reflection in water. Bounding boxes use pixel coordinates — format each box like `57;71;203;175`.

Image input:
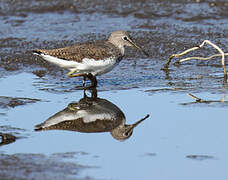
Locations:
0;73;228;180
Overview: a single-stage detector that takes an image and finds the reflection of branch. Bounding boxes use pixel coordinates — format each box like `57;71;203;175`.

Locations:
220;94;226;102
164;40;227;81
187;93;204;102
182;93;228;105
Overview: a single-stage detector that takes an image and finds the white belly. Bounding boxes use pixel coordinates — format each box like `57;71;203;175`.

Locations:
37;53;120;76
78;57;119;76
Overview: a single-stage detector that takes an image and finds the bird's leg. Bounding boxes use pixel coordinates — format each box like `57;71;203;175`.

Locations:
86;73;97;88
68;71;85;78
68;71;87;89
91;87;97;98
68;71;97;89
67;71;76;77
82;75;86;87
83;88;87;98
83;86;97;99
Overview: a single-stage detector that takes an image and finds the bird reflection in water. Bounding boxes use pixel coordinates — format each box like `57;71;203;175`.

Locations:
34;88;149;140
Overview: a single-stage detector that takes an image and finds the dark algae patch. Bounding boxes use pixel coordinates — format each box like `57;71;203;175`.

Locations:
186;155;217;161
0;153;97;180
0;96;40;108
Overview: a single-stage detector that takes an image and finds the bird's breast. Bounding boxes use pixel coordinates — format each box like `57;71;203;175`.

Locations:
78;56;121;76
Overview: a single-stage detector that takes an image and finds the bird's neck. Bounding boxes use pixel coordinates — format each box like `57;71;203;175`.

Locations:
108;40;125;56
117;45;125;56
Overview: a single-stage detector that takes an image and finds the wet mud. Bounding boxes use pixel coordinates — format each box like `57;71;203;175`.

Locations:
0;0;227;92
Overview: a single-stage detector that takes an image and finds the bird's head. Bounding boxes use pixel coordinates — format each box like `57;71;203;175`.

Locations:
108;30;149;56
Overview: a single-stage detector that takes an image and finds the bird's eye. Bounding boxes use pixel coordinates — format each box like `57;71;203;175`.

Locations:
123;36;128;41
124;132;129;136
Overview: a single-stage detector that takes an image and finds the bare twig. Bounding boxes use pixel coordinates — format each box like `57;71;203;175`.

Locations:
164;40;227;81
175;53;228;64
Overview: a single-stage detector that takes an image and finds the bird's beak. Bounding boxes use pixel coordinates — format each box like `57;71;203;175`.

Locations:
128;39;149;57
127;114;150;133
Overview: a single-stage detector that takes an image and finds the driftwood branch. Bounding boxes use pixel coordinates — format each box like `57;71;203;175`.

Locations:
164;40;227;81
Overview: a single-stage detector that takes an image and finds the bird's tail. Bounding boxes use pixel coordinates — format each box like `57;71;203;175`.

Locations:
33;50;79;70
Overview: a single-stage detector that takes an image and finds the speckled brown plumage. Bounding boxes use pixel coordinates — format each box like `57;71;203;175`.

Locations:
34;41;122;62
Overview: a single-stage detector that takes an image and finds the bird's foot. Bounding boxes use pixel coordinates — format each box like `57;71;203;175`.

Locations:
68;71;84;78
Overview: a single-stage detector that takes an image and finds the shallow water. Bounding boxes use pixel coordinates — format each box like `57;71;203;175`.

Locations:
0;0;228;179
1;73;228;180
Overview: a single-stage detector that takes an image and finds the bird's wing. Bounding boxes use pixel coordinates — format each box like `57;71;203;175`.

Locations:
33;42;118;62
